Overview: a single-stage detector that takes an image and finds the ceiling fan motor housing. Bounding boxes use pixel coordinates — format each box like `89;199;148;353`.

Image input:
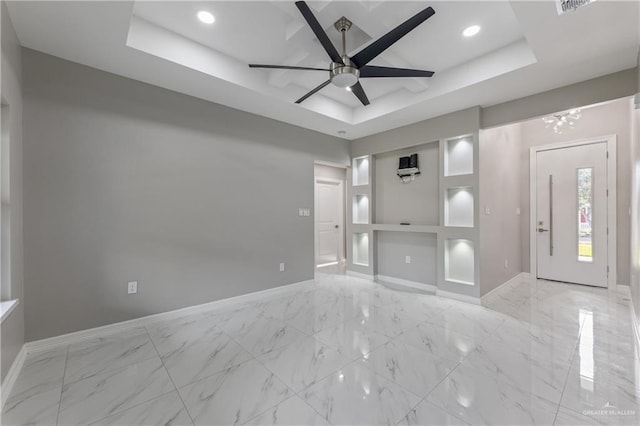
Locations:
330;57;359;88
249;2;435;104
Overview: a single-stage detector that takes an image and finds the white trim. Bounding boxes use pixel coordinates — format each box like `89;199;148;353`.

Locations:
314;160;348;169
375;275;437;293
480;272;529;303
314;177;345;268
529;135;617;289
316;261;339;268
436;289;481;305
346;270;374;280
632;303;640;356
0;299;19;324
607;137;617;289
1;345;26;407
621;285;640;353
24;279;316;355
315;177;344;184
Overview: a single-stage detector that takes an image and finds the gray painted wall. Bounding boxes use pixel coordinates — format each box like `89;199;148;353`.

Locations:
22;49;349;341
478;123;522;296
374;143;439;226
482;68;638;129
518;98;632;285
376;231;437;285
0;1;25;382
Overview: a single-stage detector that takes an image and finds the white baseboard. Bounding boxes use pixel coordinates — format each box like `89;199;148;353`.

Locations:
621;285;640;353
1;345;26;407
480;272;530;303
375;275;437;293
346;270;374;280
436;289;481;305
24;279;316;355
633;308;640;356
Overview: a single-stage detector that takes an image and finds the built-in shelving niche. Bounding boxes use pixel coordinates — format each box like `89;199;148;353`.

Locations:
353;194;369;224
445;187;474;227
353;156;370;186
352;232;370;266
444;136;473;177
444;239;474;285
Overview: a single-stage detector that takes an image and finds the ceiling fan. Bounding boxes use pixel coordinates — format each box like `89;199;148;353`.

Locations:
249;1;436;106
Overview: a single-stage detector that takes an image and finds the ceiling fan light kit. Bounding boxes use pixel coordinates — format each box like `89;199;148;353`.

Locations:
330;58;359;88
249;1;436;106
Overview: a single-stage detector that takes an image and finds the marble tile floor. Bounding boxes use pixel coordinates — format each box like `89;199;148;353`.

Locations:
2;273;639;425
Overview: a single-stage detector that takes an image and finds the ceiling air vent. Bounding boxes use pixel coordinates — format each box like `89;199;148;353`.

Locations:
555;0;597;15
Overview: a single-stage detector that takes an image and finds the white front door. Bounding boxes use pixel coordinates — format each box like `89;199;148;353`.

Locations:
315;179;343;266
535;142;608;287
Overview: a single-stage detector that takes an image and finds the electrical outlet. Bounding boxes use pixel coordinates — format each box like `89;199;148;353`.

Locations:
127;281;138;294
279;262;285;272
405;255;411;264
484;206;491;215
304;208;311;217
298;208;304;217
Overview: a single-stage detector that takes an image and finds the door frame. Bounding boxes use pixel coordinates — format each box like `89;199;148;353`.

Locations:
314;176;345;267
529;135;617;289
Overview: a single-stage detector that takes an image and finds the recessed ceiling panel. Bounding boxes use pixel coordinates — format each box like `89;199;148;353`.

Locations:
7;0;637;138
130;0;533;115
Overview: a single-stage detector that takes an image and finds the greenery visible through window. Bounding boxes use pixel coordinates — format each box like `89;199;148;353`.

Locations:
577;167;593;262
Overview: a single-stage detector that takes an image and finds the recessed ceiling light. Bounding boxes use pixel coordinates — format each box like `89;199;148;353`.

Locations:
197;10;215;24
463;25;480;37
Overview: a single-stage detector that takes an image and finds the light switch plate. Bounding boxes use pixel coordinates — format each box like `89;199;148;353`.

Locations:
127;281;138;294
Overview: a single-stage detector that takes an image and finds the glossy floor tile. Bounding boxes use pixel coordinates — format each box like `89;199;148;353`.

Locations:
358;339;458;397
301;363;421;425
58;357;175;425
257;336;351;392
2;274;638;425
178;359;291;426
147;315;252;388
64;327;158;384
244;396;329;426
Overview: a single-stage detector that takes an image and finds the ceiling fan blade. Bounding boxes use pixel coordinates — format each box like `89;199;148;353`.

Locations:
351;6;435;68
350;82;370;106
249;64;329;71
359;65;434;78
295;79;332;104
295;1;344;64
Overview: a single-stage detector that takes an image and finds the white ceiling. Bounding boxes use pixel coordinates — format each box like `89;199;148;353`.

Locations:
6;1;640;139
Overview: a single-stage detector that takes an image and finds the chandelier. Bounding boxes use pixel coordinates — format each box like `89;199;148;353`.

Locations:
542;108;582;134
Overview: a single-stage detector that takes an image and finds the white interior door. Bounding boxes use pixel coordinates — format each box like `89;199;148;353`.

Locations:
315;179;343;266
535;142;608;287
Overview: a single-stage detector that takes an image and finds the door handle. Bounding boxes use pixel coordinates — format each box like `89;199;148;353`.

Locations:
538;228;549;233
